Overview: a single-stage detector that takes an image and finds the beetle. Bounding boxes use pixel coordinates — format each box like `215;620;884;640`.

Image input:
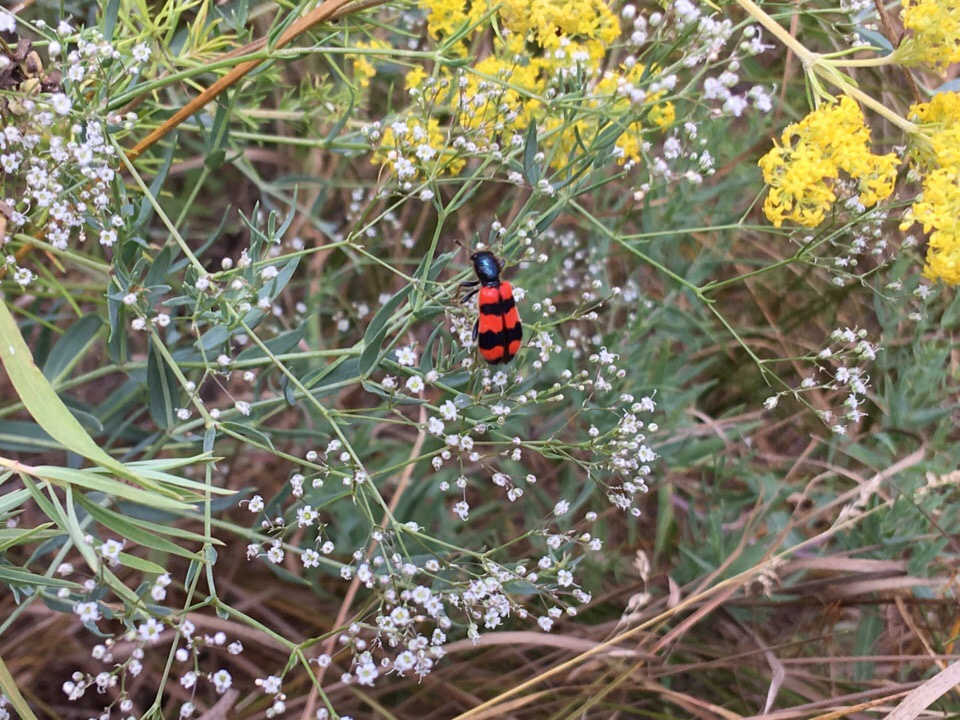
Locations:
458;246;522;365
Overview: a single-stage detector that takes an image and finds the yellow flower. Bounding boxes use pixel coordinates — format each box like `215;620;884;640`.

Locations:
615;122;645;165
498;0;620;46
909;91;960;170
405;66;429;92
371;0;670;180
903;92;960;284
758;97;899;227
904;168;960;284
351;40;388;90
649;102;675;129
422;0;474;41
900;0;960;71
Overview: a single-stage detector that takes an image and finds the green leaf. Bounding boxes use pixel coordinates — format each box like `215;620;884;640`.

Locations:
117;552;168;575
32;465;194;512
147;338;179;429
0;653;40;720
0;300;171;495
75;496;210;558
197;324;231;352
102;0;121;42
144;245;174;289
220;421;275;452
42;315;104;383
0;565;80;589
0;524;58;552
235;326;305;363
359;286;411;376
0;421;58;453
205;99;232;170
853;27;893;55
134;140;176;230
259;255;301;302
523;120;540;185
0;488;30;516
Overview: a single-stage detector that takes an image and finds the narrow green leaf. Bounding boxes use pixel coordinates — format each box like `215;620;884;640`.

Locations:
523;120;540;185
144;245;173;289
42;315;104;383
21;477;99;573
197;324;231;352
205;99;231;170
0;565;80;589
359;287;411;376
76;496;208;558
147;338;178;429
235;326;305;363
101;0;121;41
0;524;57;552
33;466;194;511
220;421;275;452
0;300;165;493
0;653;40;720
0;488;30;516
259;255;301;302
117;552;168;575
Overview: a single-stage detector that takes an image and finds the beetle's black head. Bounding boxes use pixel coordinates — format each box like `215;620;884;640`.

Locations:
471;251;501;285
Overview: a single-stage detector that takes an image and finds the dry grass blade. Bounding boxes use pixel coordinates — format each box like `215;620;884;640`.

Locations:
884;661;960;720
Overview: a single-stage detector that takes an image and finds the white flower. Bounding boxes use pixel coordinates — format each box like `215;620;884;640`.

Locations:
50;93;72;116
138;617;163;643
297;505;317;527
415;144;436;161
266;544;284;563
132;43;151;62
100;538;123;563
0;13;16;33
258;675;282;694
396;345;417;366
74;601;101;623
405;375;425;394
439;400;458;421
211;669;232;694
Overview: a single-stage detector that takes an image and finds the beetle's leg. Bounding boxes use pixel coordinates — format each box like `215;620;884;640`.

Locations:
459;280;480;304
473;319;479;342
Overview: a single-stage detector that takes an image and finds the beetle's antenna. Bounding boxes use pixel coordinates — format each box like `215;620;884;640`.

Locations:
454;239;469;254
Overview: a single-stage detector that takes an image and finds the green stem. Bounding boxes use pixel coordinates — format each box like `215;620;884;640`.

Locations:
813;66;919;135
730;0;815;65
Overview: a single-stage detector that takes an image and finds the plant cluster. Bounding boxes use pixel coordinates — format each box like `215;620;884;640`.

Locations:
0;0;958;718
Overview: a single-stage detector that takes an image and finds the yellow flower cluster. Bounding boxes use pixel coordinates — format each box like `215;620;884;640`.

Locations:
900;0;960;71
351;40;389;90
901;92;960;284
498;0;620;46
420;0;488;45
758;97;899;227
373;0;674;179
